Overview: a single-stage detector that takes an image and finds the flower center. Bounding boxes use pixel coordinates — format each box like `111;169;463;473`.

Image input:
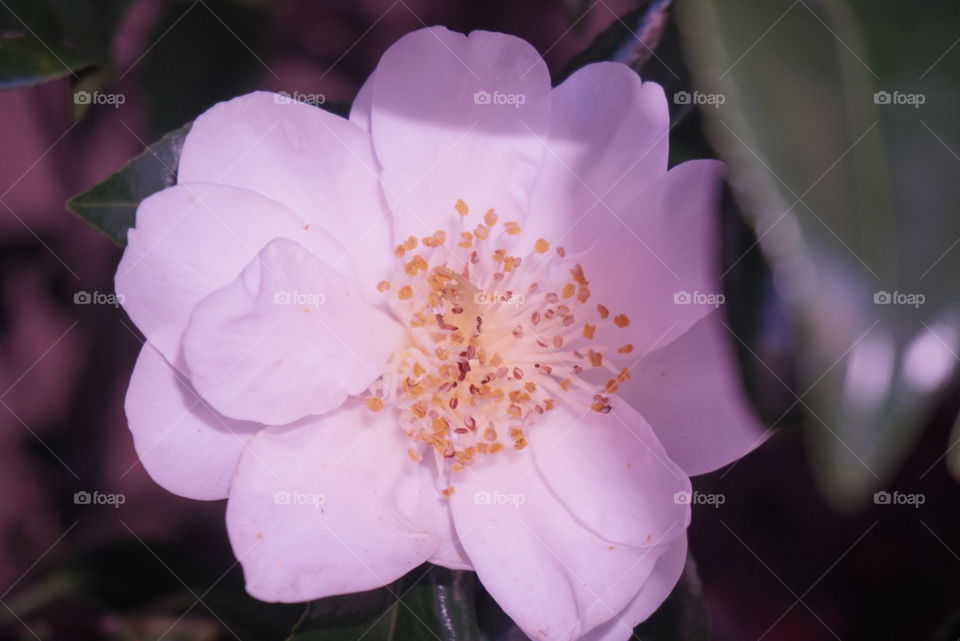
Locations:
365;200;634;474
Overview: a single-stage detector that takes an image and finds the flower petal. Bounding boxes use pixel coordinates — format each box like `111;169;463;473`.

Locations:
178;91;393;294
529;397;691;548
448;449;680;641
580;536;689;641
116;183;346;364
349;75;374;132
125;342;260;500
519;63;669;251
226;400;439;602
181;238;404;425
619;312;766;476
581;159;726;356
369;27;551;241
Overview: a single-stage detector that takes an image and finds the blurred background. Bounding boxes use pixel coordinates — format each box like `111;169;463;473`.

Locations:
1;0;959;639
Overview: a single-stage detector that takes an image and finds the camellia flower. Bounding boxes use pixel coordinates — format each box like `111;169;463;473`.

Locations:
117;26;763;641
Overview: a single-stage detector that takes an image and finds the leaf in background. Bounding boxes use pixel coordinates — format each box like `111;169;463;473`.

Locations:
139;0;271;137
676;0;960;506
0;0;131;90
0;539;301;641
288;566;481;641
67;122;191;246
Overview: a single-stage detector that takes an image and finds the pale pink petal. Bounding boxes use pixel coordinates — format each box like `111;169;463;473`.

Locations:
116;183;346;364
349;75;374;132
427;513;473;571
529;397;691;548
125;343;260;500
178;91;393;294
448;448;681;641
578;159;726;356
620;312;766;476
226;400;439;602
369;27;551;241
181;238;404;425
518;63;669;251
420;460;473;571
581;536;689;641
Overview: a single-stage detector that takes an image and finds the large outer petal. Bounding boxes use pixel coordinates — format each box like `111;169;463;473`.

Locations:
116;183;346;364
581;536;689;641
518;62;669;252
576;159;726;357
182;238;405;426
619;312;766;476
529;397;691;548
448;448;683;641
368;27;551;242
178;91;393;294
226;400;440;602
125;342;261;500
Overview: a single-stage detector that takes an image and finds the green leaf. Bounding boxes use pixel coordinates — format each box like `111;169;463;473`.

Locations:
139;0;270;137
67;122;191;246
288;566;481;641
677;0;960;507
0;35;94;89
0;0;131;90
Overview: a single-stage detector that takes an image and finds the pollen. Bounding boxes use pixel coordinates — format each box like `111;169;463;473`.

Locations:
440;486;456;498
364;200;632;483
503;221;521;235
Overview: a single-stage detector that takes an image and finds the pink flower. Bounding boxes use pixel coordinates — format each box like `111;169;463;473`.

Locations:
116;27;763;641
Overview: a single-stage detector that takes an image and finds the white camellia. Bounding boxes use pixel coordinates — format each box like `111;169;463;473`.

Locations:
117;26;764;641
